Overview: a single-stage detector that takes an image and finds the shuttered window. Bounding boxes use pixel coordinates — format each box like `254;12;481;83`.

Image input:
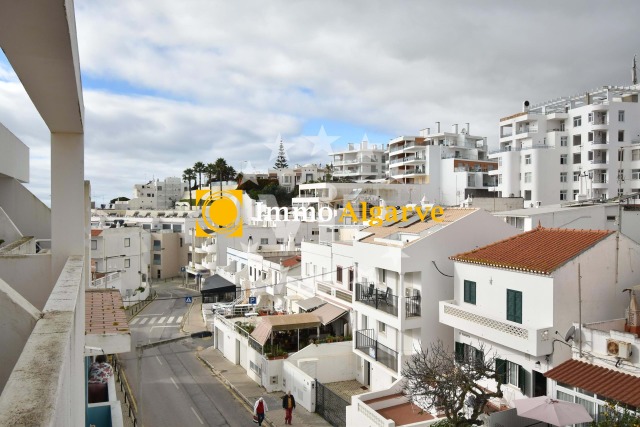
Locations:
496;358;526;395
463;280;476;304
506;289;522;324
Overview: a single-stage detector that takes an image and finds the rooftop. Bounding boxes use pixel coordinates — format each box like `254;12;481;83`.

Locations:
450;226;613;275
85;290;129;335
545;359;640;408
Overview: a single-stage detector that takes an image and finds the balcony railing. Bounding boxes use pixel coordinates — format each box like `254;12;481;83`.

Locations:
355;329;398;372
406;295;421;317
355;282;398;316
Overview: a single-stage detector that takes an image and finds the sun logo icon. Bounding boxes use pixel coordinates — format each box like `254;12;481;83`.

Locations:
195;189;243;237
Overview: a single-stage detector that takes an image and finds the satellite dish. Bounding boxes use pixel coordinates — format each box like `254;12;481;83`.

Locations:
564;325;576;342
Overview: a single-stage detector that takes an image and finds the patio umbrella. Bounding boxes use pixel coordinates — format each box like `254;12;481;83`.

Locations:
515;396;593;426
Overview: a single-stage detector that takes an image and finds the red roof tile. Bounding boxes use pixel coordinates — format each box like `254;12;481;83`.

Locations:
281;256;301;268
91;229;103;237
450;227;613;275
545;359;640;407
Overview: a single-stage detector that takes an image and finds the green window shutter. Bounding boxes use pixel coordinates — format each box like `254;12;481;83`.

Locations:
495;358;506;384
518;364;526;395
455;342;464;363
515;291;522;324
464;280;476;304
507;289;522;324
474;348;484;368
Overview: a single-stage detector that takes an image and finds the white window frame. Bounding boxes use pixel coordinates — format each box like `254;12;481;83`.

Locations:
124;238;131;248
560;190;568;201
573;116;582;127
560;155;568;165
524;155;531;165
560;172;567;183
618;110;625;122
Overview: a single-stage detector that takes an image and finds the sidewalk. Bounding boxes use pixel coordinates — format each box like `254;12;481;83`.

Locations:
185;299;331;427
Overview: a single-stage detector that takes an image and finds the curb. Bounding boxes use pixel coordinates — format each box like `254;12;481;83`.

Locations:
197;353;275;427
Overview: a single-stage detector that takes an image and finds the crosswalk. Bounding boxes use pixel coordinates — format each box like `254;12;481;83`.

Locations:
130;315;183;326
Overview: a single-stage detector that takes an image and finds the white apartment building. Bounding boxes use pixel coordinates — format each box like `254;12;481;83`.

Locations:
330;140;386;181
439;227;640;409
300;208;519;391
387;124;496;206
90;226;150;304
127;176;188;210
490;87;640;206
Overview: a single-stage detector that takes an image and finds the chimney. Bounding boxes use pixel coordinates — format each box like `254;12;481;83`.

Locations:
523;100;530;112
625;290;640;336
452;124;458;134
466;123;470;134
436;121;440;133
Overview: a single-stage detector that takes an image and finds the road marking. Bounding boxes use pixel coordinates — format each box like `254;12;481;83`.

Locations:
168;316;175;323
139;318;148;325
177;316;183;323
159;316;166;323
149;317;156;324
191;407;204;425
130;318;140;325
155;356;163;366
170;376;179;389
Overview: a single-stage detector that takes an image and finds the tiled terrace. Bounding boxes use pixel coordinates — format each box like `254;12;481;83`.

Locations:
323;379;368;402
363;393;438;426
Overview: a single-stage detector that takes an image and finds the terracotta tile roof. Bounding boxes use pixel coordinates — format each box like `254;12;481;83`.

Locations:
450;227;613;275
281;256;301;268
545;359;640;407
85;289;129;335
359;208;478;246
91;229;103;237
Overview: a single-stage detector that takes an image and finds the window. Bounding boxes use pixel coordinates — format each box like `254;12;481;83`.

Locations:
276;238;284;245
496;359;526;394
153;254;161;265
573;189;579;200
632;149;640;161
311;229;319;236
560;121;565;131
573;171;580;182
91;240;97;250
463;280;476;304
573;116;581;127
524;155;531;165
607;215;616;221
524;172;532;183
378;321;386;334
560;155;568;165
124;259;130;268
498;174;503;184
573;135;581;146
632;169;640;180
348;268;354;291
560;172;567;183
619;110;625;122
587;112;593;123
124;238;131;247
506;289;523;323
157;269;161;279
618;130;625;142
260;238;268;245
336;266;343;283
498;157;502;166
573;153;581;163
153;239;161;251
619;150;624;162
455;342;483;366
560;136;568;147
305;263;310;276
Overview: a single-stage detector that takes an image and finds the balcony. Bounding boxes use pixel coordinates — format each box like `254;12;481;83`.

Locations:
355;282;398;317
355;329;398;372
439;300;552;357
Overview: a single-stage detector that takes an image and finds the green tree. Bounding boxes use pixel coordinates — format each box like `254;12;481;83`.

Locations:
274;140;288;169
324;163;334;182
193;161;206;189
205;163;216;191
214;158;228;192
592;401;640;426
109;196;130;204
182;168;196;208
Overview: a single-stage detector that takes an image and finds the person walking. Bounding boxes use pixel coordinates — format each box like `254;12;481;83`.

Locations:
282;391;296;425
253;396;268;426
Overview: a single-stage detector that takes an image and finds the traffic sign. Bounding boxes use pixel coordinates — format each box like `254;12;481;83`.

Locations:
185;296;193;303
248;297;257;304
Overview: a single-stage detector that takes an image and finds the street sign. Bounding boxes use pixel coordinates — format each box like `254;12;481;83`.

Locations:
185;296;193;303
249;296;257;304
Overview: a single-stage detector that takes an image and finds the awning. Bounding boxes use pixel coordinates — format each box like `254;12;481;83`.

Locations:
250;313;322;346
201;274;236;293
312;302;348;325
297;296;326;311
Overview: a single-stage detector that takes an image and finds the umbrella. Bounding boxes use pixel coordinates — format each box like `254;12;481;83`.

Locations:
514;396;593;426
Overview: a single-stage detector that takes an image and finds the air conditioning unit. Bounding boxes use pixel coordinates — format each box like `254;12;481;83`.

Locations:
607;339;632;359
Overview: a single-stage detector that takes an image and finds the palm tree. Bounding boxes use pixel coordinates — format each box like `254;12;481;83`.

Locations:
182;168;196;209
224;165;237;182
193;161;206;189
205;163;216;191
214;158;228;192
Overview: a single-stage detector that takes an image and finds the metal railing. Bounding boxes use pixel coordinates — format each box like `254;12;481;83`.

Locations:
112;355;139;427
355;329;398;372
355;282;398;316
406;295;421;317
489;145;554;155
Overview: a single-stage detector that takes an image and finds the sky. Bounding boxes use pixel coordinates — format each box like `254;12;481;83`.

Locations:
1;1;640;206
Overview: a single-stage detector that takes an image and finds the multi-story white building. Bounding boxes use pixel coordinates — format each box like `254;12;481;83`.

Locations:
439;227;640;408
490;87;640;206
330;139;386;182
387;123;497;206
127;176;188;210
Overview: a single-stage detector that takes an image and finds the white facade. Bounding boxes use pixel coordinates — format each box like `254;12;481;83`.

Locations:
330;140;386;181
127;176;188;210
271;164;325;192
490;87;640;206
387;124;496;206
439;231;640;407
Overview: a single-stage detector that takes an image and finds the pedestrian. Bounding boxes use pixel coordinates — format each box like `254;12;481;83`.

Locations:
281;390;296;425
253;396;268;426
88;355;114;403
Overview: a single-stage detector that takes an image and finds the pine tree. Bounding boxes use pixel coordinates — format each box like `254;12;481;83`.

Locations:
274;140;288;169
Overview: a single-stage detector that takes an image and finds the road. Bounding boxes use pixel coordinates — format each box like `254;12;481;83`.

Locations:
119;281;252;427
